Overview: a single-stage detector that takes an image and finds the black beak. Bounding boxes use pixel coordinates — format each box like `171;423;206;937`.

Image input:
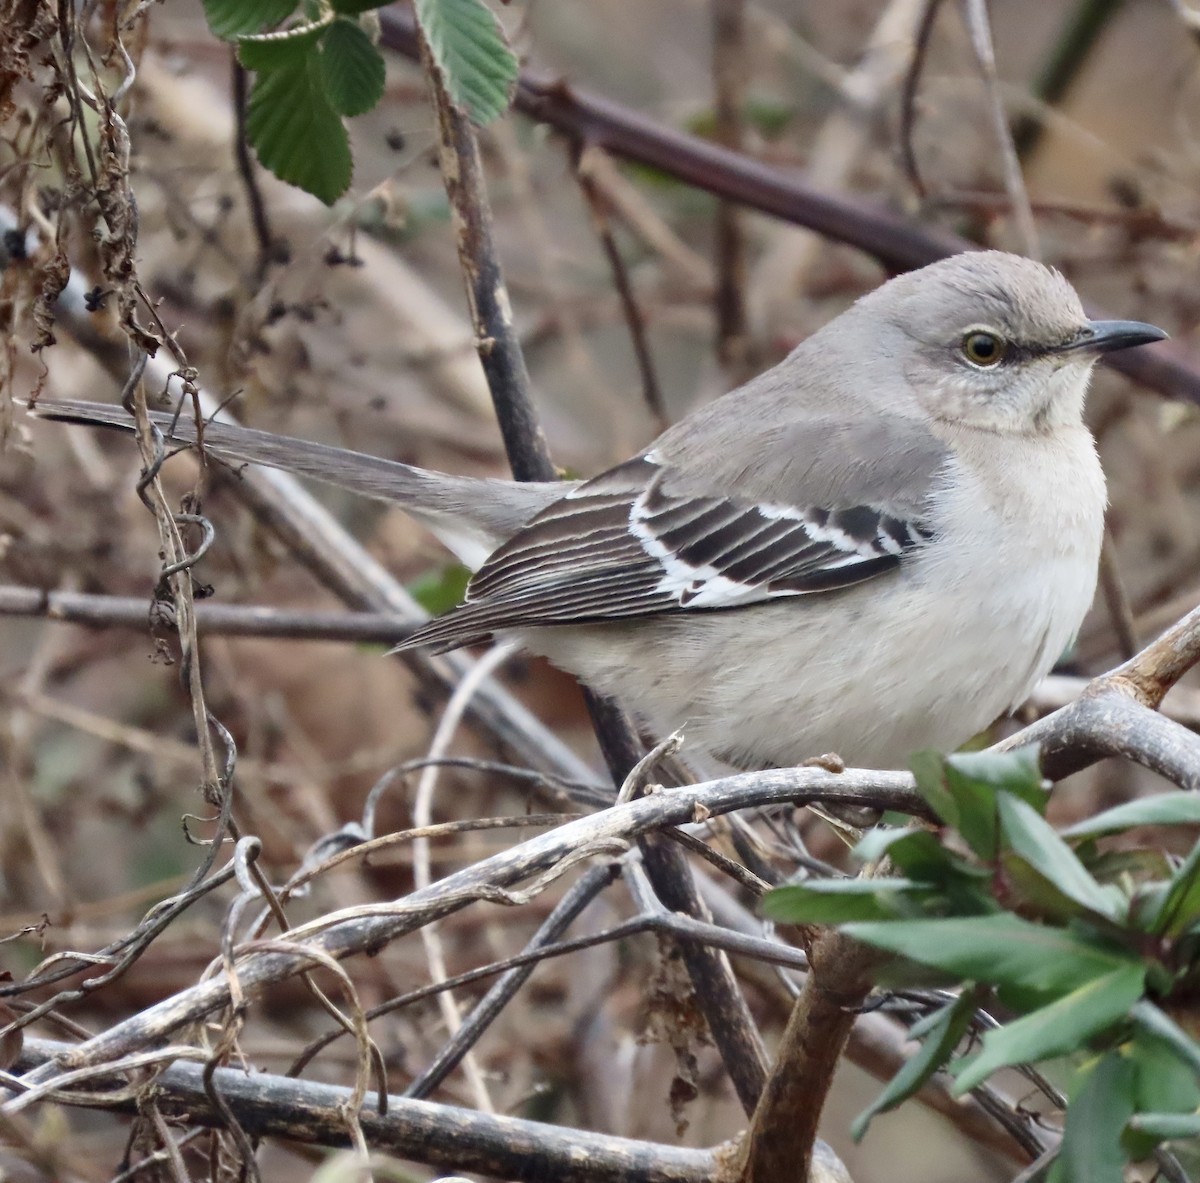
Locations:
1058;319;1168;355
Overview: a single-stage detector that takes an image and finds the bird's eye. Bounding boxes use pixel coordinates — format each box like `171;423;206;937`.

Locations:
961;330;1006;368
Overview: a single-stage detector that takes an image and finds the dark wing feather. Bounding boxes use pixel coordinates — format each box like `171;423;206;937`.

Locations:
400;456;932;653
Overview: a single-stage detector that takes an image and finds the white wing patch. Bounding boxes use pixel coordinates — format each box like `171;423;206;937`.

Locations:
399;455;932;652
628;473;928;610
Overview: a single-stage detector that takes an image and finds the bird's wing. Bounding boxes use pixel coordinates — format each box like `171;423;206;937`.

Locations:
401;451;937;652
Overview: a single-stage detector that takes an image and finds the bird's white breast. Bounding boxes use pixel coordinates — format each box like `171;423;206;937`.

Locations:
524;426;1106;771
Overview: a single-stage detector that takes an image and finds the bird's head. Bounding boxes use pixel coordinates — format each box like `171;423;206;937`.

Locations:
854;251;1166;435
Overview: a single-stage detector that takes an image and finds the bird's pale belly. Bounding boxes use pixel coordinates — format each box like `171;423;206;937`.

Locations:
522;540;1099;771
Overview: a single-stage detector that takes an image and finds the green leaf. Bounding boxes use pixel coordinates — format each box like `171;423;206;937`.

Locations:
1056;1052;1136;1183
998;794;1126;922
245;52;353;205
1085;847;1174;887
1151;840;1200;937
320;19;387;116
943;747;1047;860
408;564;471;617
1130;1030;1200;1114
1124;1028;1200;1159
1062;792;1200;840
844;913;1141;995
850;991;977;1140
910;749;959;828
414;0;519;125
1127;1112;1200;1139
952;964;1146;1093
1130;1002;1200;1077
238;18;331;70
204;0;298;39
761;879;933;925
853;828;954;880
853;828;993;915
744;97;796;139
1001;855;1098;928
948;746;1047;808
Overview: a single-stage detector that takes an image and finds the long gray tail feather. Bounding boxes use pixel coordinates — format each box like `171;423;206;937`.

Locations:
34;399;565;558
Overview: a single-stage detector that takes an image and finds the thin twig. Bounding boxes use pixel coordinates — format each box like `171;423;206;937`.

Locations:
405;861;620;1099
1098;530;1139;660
576;153;668;430
0;585;416;646
411;642;519;1114
289;895;810;1079
961;0;1039;256
417;34;552;485
899;0;945;198
230;58;273;282
711;0;750;374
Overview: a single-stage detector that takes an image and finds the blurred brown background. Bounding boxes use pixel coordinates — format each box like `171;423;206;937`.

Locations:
3;1;1200;1180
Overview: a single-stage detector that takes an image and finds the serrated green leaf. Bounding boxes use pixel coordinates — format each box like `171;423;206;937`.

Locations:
851;991;977;1140
843;913;1140;994
204;0;298;39
761;879;934;925
408;564;471;617
1151;840;1200;937
952;964;1146;1093
998;794;1126;922
1063;792;1200;840
245;52;353;205
238;18;331;70
1056;1052;1135;1183
415;0;518;125
320;19;386;116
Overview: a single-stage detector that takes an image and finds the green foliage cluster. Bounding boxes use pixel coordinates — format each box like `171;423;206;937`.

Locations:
762;748;1200;1182
202;0;518;204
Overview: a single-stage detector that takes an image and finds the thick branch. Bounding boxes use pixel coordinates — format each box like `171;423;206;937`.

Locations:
14;1038;728;1183
1000;604;1200;785
739;931;879;1183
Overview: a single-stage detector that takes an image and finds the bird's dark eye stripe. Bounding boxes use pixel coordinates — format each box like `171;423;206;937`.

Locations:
956;339;1044;367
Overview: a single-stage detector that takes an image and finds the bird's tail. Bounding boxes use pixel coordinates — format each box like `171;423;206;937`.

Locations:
33;399;561;567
